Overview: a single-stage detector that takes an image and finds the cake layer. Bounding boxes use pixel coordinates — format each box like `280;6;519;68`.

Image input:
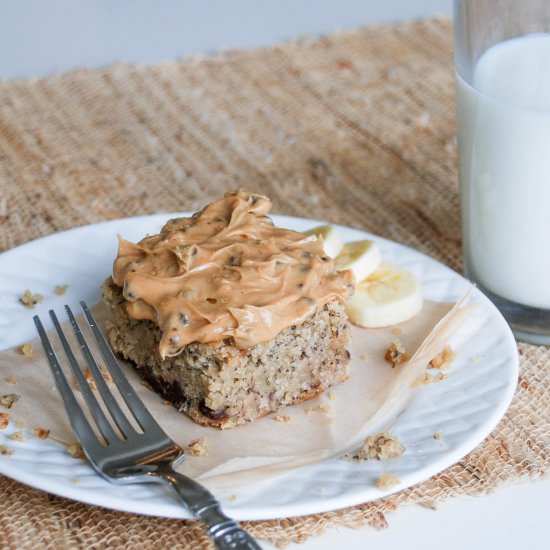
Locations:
103;278;350;428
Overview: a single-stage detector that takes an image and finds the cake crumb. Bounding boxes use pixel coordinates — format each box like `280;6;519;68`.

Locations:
33;428;50;440
19;289;44;309
140;380;153;391
376;472;400;490
384;340;408;367
360;353;368;361
15;420;26;429
67;442;85;459
412;371;447;387
433;431;442;440
0;394;20;409
0;445;13;456
273;415;291;423
19;343;33;357
344;432;405;462
186;437;210;457
420;500;439;510
9;432;26;442
226;494;237;502
327;391;336;400
429;346;456;370
305;403;332;415
0;413;10;429
5;375;17;385
54;285;68;296
161;400;173;407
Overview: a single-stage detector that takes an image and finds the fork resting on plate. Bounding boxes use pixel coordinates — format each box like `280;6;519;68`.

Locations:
34;301;261;550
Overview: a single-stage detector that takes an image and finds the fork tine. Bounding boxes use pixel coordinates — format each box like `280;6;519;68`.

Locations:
79;301;160;432
33;315;101;453
65;305;136;437
49;310;118;443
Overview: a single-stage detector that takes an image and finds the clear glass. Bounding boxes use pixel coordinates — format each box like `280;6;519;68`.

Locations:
454;0;550;344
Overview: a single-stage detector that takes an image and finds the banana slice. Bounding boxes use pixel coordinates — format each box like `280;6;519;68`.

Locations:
334;240;382;282
303;225;343;258
345;263;423;327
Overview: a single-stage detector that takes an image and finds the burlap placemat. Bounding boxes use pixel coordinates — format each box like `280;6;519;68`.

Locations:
0;17;548;549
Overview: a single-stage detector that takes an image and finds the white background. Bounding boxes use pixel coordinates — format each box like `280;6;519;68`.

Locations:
2;2;548;549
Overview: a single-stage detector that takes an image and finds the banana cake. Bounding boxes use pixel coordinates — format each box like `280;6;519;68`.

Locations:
103;190;353;428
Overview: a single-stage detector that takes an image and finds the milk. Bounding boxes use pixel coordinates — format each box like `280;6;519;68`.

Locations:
457;34;550;309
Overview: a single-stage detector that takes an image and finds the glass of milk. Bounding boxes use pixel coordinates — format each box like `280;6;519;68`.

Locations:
455;0;550;344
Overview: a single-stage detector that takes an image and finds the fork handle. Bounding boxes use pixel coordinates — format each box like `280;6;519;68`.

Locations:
156;468;262;549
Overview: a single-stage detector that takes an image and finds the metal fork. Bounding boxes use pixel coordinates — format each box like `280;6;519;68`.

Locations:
33;302;261;550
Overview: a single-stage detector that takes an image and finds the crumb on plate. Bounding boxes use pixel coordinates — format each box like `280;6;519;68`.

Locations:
5;375;17;385
344;432;405;462
19;290;44;309
15;420;25;429
0;445;13;456
327;391;336;400
0;413;10;429
19;343;33;357
54;285;68;296
67;442;85;459
33;428;50;440
305;403;332;415
428;346;456;370
376;472;400;490
433;431;442;440
9;432;26;442
0;394;20;409
273;415;291;423
384;340;408;368
186;437;210;457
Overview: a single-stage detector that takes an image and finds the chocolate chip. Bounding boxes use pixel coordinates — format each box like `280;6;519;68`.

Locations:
206;298;217;304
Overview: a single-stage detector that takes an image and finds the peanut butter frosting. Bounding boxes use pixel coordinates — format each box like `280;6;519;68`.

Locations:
112;190;353;357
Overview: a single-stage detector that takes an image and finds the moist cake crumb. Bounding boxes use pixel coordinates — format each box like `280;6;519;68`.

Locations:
67;442;85;459
19;343;33;357
384;340;408;368
0;394;20;409
344;432;405;462
33;428;50;440
327;391;336;400
376;472;400;489
433;431;442;440
0;445;13;456
5;376;17;385
9;432;26;442
226;494;237;502
19;289;44;309
429;346;456;370
273;415;291;423
54;285;68;296
0;413;10;429
305;403;332;415
186;437;210;457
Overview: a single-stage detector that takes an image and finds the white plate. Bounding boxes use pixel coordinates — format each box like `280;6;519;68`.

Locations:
0;214;518;521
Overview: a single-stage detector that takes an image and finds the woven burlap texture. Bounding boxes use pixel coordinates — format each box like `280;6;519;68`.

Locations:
0;17;548;549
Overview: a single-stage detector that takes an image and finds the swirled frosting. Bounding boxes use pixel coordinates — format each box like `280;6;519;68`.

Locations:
112;190;353;357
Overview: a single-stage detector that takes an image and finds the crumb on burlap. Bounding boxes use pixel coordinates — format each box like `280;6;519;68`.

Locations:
433;431;442;440
0;394;20;409
19;289;44;309
19;343;33;357
33;428;50;440
5;375;17;385
273;414;291;423
0;413;10;429
186;437;210;457
67;442;85;459
384;340;408;368
54;285;68;296
327;391;336;400
428;346;456;370
0;445;13;456
376;472;400;490
9;432;26;442
344;432;405;462
305;403;332;415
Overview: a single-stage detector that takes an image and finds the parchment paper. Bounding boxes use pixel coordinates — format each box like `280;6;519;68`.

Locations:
0;296;470;490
